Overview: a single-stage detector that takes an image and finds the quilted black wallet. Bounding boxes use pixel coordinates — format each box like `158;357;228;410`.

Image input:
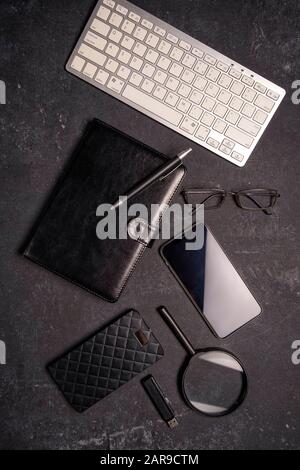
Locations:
23;119;185;302
48;310;164;412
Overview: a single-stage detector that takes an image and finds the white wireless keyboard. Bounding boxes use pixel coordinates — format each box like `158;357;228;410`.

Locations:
67;0;286;167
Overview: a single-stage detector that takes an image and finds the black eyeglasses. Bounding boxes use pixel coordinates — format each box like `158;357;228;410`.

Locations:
182;188;280;215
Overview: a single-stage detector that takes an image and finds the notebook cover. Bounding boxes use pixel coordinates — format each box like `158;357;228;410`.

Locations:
48;310;164;412
23;119;185;302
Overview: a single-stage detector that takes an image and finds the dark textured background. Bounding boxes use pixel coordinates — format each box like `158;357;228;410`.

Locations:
0;0;300;450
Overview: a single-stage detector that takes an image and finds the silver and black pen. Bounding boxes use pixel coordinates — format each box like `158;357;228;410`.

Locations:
111;147;192;210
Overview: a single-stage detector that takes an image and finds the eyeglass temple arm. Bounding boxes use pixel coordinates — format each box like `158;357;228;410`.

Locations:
240;194;272;216
158;307;195;356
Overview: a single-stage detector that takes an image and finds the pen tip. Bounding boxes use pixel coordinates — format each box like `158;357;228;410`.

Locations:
178;148;193;160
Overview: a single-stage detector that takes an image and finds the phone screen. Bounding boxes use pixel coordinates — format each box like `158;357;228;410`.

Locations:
162;225;261;338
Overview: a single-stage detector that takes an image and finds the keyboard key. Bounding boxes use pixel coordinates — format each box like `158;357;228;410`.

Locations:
145;49;159;64
142;63;155;78
95;68;109;85
177;98;191;113
141;19;153;29
97;6;111;21
146;33;160;48
218;90;232;104
71;55;85;72
214;103;227;118
117;65;131;80
133;26;148;41
107;76;125;93
169;63;183;77
194;76;207;91
238;117;261;136
129;12;141;23
242;87;256;103
103;0;115;7
118;49;131;64
204;54;216;65
232;151;244;162
121;19;135;34
267;89;280;101
229;68;241;79
91;18;111;36
182;54;196;68
218;74;232;89
254;94;274;113
170;47;184;62
116;4;128;16
253;109;268;124
166;77;180;91
182;70;195;84
195;125;210;141
206;67;220;82
241;103;255;118
165;92;179;107
167;33;178;44
202;96;215;112
189;106;203;120
83;62;97;78
178;83;191;98
78;44;106;66
217;61;229;72
190;90;203;105
226;110;239;125
130;56;143;71
254;82;266;94
194;61;208;75
106;42;119;58
192;48;204;59
179;40;191;51
206;83;220;98
134;28;151;45
153;85;167;100
121;35;135;50
109;28;123;43
201;112;214;127
133;42;147;57
207;137;220;149
222;139;235;149
225;126;254;148
105;58;118;72
213;119;227;134
85;31;107;50
158;40;172;55
154;26;166;37
123;85;183;126
230;81;244;96
154;70;167;84
129;72;143;86
242;75;254;86
229;96;243;111
180;117;198;135
219;144;231;155
141;79;155;93
109;12;123;28
157;56;171;70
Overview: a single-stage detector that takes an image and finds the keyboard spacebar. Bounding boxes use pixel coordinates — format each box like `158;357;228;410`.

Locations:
122;85;183;127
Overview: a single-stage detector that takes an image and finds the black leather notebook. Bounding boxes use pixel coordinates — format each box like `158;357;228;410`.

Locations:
48;310;164;412
23;120;185;302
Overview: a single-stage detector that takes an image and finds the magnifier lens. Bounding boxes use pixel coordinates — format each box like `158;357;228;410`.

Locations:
183;350;246;416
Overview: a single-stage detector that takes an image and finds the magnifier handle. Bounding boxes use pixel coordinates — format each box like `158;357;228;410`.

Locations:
159;307;196;356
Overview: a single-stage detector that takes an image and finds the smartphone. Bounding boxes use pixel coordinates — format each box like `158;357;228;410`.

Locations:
160;224;261;338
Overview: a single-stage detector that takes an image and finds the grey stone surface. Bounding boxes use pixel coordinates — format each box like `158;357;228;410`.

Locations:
0;0;300;450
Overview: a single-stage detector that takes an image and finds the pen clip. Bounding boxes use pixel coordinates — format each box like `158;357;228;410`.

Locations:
159;162;183;182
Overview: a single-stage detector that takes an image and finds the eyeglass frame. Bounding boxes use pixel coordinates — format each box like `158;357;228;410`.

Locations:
182;188;280;215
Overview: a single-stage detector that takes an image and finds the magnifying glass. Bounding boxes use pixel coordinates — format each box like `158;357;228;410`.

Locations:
159;307;248;417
